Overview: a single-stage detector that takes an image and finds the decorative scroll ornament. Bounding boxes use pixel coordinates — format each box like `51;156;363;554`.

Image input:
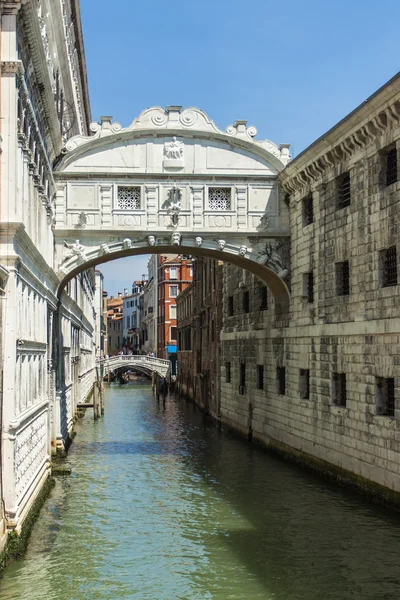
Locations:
166;184;182;227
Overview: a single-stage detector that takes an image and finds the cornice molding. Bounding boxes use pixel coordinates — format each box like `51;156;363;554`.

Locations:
0;1;21;15
280;77;400;196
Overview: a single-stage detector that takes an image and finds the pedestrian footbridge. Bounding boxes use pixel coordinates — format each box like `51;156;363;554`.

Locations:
101;355;171;378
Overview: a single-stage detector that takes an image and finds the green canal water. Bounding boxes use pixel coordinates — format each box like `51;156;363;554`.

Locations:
2;383;400;599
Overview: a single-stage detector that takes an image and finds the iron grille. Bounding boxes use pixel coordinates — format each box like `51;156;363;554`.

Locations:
336;261;350;296
240;362;246;393
300;369;310;399
260;286;268;311
382;246;397;287
117;186;141;209
386;148;398;186
376;377;395;417
333;372;346;407
208;188;231;211
243;290;250;313
303;194;314;226
225;362;231;383
277;366;286;395
337;173;351;209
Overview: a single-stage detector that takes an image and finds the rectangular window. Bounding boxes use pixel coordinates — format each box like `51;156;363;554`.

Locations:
169;285;178;298
226;362;231;383
228;295;234;317
380;246;397;287
277;366;286;396
257;365;264;390
299;369;310;399
337;172;351;209
243;290;250;313
117;186;141;209
302;194;313;226
170;326;177;341
302;272;314;303
169;267;177;279
260;286;268;311
376;377;395;417
335;261;350;296
386;147;398;186
332;372;347;407
169;304;177;319
208;187;231;211
239;362;246;394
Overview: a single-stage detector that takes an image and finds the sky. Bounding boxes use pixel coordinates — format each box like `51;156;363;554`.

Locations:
79;0;400;296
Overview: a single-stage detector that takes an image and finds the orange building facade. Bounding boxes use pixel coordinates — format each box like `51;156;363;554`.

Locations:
157;255;193;359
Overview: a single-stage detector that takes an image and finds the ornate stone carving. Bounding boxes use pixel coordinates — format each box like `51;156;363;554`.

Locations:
76;211;87;228
62;240;86;263
15;412;47;500
166;184;182;226
217;239;226;251
239;245;248;257
262;242;289;278
258;213;269;230
148;235;156;246
123;238;132;249
171;232;181;246
195;236;203;247
99;243;110;255
163;137;184;168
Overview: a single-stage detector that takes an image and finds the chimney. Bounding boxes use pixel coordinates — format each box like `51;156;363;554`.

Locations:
124;288;128;296
118;292;122;298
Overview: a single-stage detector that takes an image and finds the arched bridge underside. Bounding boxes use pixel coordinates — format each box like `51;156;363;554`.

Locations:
54;106;291;304
101;356;171;378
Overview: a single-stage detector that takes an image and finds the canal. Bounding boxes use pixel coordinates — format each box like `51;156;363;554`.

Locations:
1;383;400;599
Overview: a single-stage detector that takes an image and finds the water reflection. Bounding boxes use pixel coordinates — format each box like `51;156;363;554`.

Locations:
1;383;400;599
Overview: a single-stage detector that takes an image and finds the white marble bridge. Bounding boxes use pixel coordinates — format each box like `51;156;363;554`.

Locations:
101;355;171;378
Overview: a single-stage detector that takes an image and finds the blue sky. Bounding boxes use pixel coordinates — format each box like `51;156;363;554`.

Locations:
80;0;400;295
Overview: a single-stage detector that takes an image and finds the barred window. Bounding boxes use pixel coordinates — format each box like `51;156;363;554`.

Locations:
239;362;246;394
299;369;310;399
302;272;314;303
376;377;395;417
332;372;346;407
386;148;398;186
228;295;234;317
257;365;264;390
302;194;313;226
117;186;141;209
336;261;350;296
260;285;268;311
380;246;397;287
226;362;231;383
208;188;231;211
243;290;250;314
277;366;286;396
337;173;351;209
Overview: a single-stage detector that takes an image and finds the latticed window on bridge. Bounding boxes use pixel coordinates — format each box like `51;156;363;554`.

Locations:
380;246;397;287
337;172;351;209
208;188;231;210
376;377;395;417
332;372;347;407
117;186;141;209
386;147;398;186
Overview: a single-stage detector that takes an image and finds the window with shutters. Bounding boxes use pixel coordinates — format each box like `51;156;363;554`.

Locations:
332;372;346;407
380;246;397;287
117;186;141;209
337;173;351;209
376;377;395;417
335;261;350;296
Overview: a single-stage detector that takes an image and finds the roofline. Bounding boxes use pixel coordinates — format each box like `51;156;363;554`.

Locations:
286;70;400;170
